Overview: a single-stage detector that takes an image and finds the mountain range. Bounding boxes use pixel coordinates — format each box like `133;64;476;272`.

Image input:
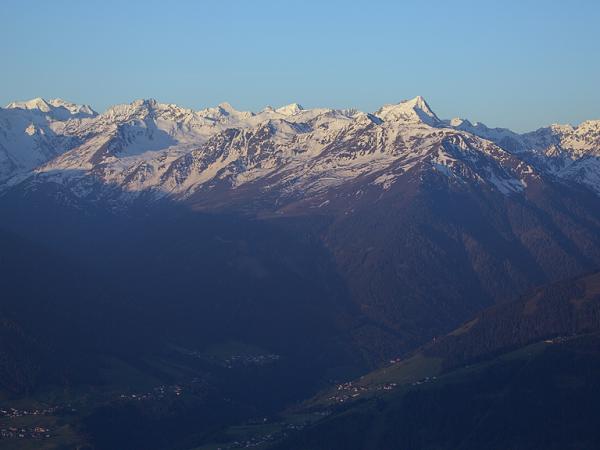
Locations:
2;95;599;206
5;94;600;347
1;95;600;449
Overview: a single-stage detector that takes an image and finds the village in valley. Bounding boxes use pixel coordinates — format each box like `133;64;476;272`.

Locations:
0;405;75;442
327;381;399;404
0;381;195;445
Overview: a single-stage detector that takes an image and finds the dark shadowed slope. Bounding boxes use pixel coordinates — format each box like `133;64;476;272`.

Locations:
272;271;600;450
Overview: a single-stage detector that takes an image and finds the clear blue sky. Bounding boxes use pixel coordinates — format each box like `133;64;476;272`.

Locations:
1;0;599;131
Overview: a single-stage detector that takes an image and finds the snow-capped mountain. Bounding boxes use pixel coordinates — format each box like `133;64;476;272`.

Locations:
375;95;440;125
445;115;600;194
0;98;97;181
6;98;97;120
1;96;598;210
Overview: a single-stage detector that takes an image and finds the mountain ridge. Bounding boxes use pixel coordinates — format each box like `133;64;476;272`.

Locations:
2;95;599;208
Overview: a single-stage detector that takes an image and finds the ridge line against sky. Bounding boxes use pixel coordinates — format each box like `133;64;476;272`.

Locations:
1;0;599;132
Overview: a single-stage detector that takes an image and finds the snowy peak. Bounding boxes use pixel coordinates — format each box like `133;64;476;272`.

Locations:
6;97;53;112
447;117;473;128
5;97;97;121
132;98;160;109
275;103;304;116
410;95;434;113
47;99;97;117
216;102;237;115
375;96;440;126
6;97;97;119
102;98;185;122
195;102;254;122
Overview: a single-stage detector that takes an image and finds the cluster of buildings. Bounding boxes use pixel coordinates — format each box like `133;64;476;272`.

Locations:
220;421;308;449
328;380;398;403
0;426;51;440
544;336;569;345
223;353;280;369
178;347;281;369
0;406;61;418
119;384;184;402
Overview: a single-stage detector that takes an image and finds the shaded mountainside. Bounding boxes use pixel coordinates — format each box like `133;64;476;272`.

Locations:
0;218;369;449
219;163;600;362
424;271;600;370
0;211;366;397
3;155;600;368
313;170;600;359
0;228;102;394
271;271;600;450
275;335;600;450
4;164;600;371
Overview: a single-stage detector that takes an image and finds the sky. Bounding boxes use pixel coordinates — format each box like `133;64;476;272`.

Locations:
1;0;599;132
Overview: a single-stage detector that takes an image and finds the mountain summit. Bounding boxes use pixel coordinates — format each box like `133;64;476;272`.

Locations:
5;97;97;119
375;95;441;125
275;103;304;116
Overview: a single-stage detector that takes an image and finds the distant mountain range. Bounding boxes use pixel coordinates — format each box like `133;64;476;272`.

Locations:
1;96;599;206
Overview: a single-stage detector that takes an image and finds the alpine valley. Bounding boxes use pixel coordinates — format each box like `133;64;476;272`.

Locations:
1;96;600;449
